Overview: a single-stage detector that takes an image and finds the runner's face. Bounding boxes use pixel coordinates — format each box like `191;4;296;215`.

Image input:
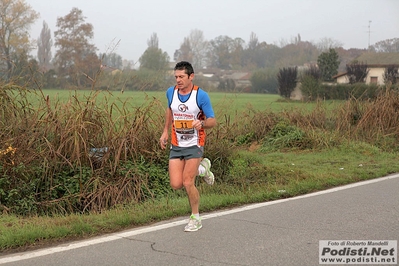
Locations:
174;70;193;90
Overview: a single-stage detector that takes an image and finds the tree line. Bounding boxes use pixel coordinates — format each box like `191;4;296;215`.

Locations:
1;0;398;90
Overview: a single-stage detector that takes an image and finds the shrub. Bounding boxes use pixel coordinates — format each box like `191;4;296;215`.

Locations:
300;75;322;100
277;67;297;98
3;83;399;216
261;120;306;151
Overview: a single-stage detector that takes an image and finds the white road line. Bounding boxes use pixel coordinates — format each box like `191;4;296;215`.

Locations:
1;173;398;264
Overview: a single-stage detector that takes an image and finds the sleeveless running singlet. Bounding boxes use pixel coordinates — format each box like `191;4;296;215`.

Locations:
170;85;206;147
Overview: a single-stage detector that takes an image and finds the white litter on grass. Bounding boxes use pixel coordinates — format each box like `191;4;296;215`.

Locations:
89;147;109;160
339;168;344;170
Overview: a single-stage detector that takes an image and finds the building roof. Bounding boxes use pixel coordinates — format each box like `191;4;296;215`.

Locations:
332;72;348;79
354;52;399;65
224;72;251;80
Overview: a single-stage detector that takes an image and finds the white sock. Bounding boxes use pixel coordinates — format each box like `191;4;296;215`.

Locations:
198;164;206;176
192;213;200;220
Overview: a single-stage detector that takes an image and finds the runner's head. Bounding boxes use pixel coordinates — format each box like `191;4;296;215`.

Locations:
175;61;194;76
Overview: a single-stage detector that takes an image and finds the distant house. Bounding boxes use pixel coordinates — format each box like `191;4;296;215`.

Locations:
332;53;399;85
223;72;252;88
195;68;252;90
195;68;222;88
332;72;349;84
333;64;399;85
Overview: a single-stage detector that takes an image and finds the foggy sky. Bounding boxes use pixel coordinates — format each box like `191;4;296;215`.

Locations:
28;0;399;64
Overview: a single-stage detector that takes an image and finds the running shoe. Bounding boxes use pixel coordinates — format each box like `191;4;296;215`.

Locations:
184;214;202;232
200;158;215;185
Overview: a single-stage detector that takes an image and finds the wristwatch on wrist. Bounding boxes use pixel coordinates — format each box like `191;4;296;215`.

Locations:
201;121;205;129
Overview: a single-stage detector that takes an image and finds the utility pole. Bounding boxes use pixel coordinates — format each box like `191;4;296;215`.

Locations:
368;20;372;49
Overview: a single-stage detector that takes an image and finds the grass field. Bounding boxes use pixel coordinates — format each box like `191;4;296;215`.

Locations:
1;88;398;252
37;89;340;114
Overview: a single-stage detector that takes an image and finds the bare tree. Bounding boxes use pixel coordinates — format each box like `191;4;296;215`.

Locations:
247;32;259;50
174;37;193;63
189;29;208;70
370;38;399;53
147;32;159;48
37;20;52;72
315;37;343;52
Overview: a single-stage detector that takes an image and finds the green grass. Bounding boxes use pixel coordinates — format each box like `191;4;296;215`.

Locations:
0;89;394;252
35;89;341;115
1;141;398;252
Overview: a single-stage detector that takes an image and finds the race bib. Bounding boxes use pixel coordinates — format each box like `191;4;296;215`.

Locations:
174;119;193;129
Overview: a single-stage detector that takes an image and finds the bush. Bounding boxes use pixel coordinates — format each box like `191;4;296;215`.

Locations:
296;81;382;101
300;75;322;100
0;85;169;215
3;84;399;216
261;120;307;151
250;68;278;93
277;67;297;98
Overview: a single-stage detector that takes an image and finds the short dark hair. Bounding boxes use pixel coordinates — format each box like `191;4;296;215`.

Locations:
174;61;194;76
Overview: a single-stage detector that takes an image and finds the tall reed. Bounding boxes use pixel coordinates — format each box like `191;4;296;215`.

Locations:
2;82;399;216
0;85;169;215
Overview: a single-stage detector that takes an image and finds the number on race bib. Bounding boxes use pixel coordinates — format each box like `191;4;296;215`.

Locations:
175;120;193;129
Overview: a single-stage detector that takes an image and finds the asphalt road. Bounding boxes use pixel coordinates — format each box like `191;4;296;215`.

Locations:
1;174;398;266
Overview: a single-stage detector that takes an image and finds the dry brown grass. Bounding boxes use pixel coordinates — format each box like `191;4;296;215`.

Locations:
2;83;399;216
336;87;399;141
0;84;168;215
